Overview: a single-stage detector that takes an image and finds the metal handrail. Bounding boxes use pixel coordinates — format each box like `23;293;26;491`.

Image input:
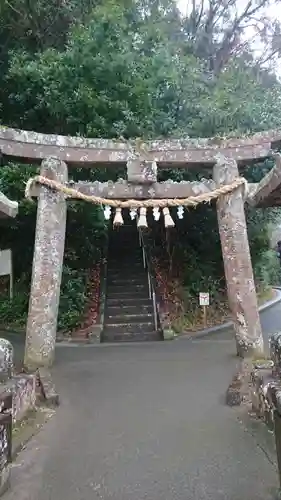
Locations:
152;290;157;331
138;229;158;331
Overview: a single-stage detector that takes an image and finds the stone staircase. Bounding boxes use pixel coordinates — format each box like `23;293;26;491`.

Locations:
101;224;162;343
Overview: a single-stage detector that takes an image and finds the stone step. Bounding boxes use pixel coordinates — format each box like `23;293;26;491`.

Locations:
109;246;140;251
107;264;147;280
102;322;155;334
109;247;140;251
110;235;139;238
107;290;149;299
107;282;148;288
107;257;145;272
106;304;154;315
101;330;162;343
107;272;145;280
106;284;148;294
107;278;147;286
108;244;141;249
108;242;140;247
104;313;154;324
107;259;145;271
103;227;161;343
107;275;145;282
107;277;148;285
106;297;152;307
109;251;140;256
109;248;140;252
107;259;143;273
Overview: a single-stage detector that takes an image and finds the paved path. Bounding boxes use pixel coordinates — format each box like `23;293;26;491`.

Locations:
4;330;280;500
2;301;281;499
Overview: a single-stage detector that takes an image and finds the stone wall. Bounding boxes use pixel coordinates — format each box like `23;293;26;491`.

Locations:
9;375;36;424
251;332;281;427
0;339;37;496
0;338;36;423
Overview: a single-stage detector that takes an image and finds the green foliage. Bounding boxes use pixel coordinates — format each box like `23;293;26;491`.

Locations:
194;63;281;136
0;162;108;273
0;164;38;278
2;4;205;138
0;162;108;330
148;199;281;314
0;281;29;327
3;1;281;141
58;266;89;331
0;265;92;331
254;250;281;288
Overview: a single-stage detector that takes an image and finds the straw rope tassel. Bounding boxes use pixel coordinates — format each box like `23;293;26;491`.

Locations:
137;207;148;229
113;207;124;226
163;207;175;228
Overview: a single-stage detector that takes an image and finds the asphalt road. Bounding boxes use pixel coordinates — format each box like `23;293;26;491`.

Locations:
260;298;281;347
4;328;280;500
1;299;281;499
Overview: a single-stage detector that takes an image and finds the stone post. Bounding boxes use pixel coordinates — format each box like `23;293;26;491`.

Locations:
0;339;13;382
24;157;68;370
213;155;264;358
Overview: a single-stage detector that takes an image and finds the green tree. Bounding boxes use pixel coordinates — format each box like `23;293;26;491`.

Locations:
2;2;205;138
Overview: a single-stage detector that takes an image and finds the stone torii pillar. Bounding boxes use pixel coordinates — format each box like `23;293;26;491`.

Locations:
213;155;264;358
24;157;68;370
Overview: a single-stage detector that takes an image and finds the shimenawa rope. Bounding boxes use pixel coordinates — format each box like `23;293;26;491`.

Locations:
25;175;247;209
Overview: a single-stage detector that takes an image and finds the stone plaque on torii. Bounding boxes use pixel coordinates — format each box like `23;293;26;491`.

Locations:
1;126;281;369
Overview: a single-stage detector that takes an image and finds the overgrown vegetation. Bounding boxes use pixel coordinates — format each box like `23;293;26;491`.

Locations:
0;0;281;331
146;209;281;332
0;164;108;331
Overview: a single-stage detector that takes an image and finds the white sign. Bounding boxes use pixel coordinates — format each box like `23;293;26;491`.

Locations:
199;292;209;306
0;250;12;277
0;249;13;299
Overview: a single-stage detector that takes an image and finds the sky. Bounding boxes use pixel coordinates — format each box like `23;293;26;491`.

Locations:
177;0;280;17
176;0;281;73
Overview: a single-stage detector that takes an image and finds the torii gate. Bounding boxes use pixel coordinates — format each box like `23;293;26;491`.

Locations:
0;126;280;370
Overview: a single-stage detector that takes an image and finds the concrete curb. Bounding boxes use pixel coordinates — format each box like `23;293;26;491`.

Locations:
176;287;281;341
12;407;55;460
